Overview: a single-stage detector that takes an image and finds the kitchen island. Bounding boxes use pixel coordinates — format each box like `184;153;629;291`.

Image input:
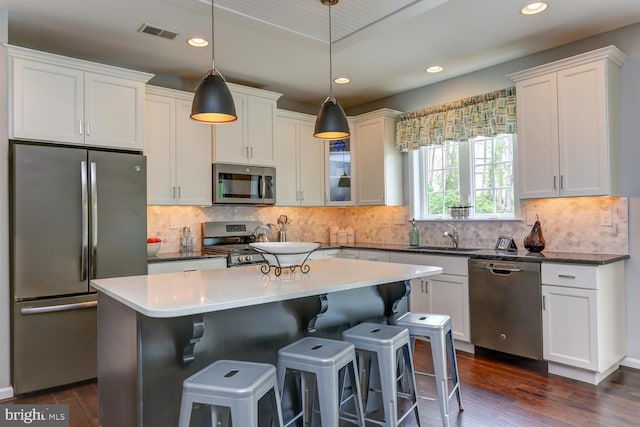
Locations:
91;257;441;427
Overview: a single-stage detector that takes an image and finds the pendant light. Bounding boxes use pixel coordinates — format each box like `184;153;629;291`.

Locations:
314;0;350;140
190;0;237;124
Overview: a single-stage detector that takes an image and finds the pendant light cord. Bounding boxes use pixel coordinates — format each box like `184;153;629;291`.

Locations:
328;2;333;98
211;0;215;70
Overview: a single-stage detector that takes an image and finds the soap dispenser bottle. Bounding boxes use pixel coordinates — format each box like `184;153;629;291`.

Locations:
409;218;419;246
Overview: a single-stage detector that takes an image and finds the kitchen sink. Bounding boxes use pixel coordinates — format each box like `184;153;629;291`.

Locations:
407;246;482;252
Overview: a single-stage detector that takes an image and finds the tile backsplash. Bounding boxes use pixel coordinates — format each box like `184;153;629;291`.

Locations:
148;196;628;254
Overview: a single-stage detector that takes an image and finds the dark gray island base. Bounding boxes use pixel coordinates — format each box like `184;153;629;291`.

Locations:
94;259;441;426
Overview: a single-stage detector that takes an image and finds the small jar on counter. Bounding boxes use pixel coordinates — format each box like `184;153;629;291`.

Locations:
346;226;355;244
329;225;339;245
337;228;348;245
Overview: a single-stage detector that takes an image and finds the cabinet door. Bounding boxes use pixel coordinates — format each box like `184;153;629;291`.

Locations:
542;285;598;370
214;92;247;164
298;121;325;206
274;116;300;206
175;100;213;205
425;274;470;342
12;58;84;144
516;73;560;199
355;117;386;205
410;278;429;313
84;72;145;150
557;61;608;196
247;96;276;165
145;94;177;205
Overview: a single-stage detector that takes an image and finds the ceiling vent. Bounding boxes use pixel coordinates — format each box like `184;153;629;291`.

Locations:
138;23;179;40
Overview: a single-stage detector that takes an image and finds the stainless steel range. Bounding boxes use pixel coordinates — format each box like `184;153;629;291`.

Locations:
201;221;267;267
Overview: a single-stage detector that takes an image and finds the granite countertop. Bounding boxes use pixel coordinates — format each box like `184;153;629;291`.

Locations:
147;244;629;266
336;243;629;265
92;258;442;318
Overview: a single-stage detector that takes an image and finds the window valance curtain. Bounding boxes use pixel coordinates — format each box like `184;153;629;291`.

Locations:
395;87;517;151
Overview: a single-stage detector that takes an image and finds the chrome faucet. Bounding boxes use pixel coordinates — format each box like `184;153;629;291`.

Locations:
442;223;458;248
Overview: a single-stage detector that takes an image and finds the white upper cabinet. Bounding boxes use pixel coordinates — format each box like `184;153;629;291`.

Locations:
213;83;282;166
353;109;403;206
8;45;152;150
145;86;212;206
509;46;626;198
275;111;325;206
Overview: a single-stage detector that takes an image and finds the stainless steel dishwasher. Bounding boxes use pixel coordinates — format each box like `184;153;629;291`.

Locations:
469;259;542;360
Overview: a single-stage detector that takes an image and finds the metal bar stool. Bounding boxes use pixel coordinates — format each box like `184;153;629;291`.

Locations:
178;359;284;427
277;336;365;427
342;322;420;427
395;312;463;427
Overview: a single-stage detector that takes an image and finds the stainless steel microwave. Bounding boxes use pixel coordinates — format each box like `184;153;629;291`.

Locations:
213;163;276;205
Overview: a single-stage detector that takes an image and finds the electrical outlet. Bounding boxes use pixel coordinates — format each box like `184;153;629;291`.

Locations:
526;212;538;226
600;210;613;227
393;214;406;225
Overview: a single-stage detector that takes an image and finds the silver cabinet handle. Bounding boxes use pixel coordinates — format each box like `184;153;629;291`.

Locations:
249;147;253;158
81;161;88;281
553;176;557;190
177;186;181;198
424;280;429;293
86;121;91;136
560;175;564;190
90;162;98;279
79;120;83;135
558;273;576;279
542;295;546;311
172;186;176;198
21;300;97;315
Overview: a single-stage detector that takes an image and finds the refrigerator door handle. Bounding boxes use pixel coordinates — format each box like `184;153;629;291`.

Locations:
20;300;98;315
90;161;98;279
81;161;89;281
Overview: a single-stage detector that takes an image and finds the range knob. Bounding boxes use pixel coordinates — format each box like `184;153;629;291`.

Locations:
245;255;253;262
237;255;246;263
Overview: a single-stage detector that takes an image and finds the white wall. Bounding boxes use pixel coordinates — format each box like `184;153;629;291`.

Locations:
352;22;640;368
0;8;13;399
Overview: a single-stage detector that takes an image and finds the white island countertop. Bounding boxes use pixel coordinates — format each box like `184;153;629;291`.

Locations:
91;258;442;318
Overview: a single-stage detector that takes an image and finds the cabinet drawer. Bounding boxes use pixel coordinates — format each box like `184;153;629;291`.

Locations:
388;252;467;276
148;258;227;274
542;263;597;289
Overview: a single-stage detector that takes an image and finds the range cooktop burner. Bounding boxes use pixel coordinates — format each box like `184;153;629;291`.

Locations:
201;221;267;267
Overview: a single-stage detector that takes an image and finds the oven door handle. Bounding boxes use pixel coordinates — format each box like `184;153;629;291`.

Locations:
258;175;263;199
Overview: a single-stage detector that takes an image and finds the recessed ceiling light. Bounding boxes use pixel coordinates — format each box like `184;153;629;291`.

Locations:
334;77;350;84
425;65;444;73
521;2;548;15
187;37;209;47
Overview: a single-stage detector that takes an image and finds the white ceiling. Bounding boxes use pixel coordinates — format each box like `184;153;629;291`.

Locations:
2;0;640;109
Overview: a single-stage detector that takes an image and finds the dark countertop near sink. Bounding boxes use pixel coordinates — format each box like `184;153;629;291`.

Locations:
147;251;226;263
334;242;629;265
148;244;628;266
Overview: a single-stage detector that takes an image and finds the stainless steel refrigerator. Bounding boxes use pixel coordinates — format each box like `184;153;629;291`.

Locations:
9;141;148;394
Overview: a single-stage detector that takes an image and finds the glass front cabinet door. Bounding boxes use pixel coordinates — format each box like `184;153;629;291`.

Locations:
326;138;355;205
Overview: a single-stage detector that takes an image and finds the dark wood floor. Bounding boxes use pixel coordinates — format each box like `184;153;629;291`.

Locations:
4;341;640;426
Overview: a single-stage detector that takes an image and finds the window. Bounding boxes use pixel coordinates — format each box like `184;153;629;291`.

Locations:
411;134;515;219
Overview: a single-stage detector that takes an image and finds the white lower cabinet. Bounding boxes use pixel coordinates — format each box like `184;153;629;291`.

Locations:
388;253;470;342
541;261;626;384
147;257;227;274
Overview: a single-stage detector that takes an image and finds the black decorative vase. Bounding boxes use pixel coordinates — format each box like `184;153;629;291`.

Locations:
524;214;545;252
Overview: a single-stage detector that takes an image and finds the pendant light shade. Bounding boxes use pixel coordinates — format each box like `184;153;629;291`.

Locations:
191;69;237;123
314;96;349;140
314;0;350;140
190;0;237;124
